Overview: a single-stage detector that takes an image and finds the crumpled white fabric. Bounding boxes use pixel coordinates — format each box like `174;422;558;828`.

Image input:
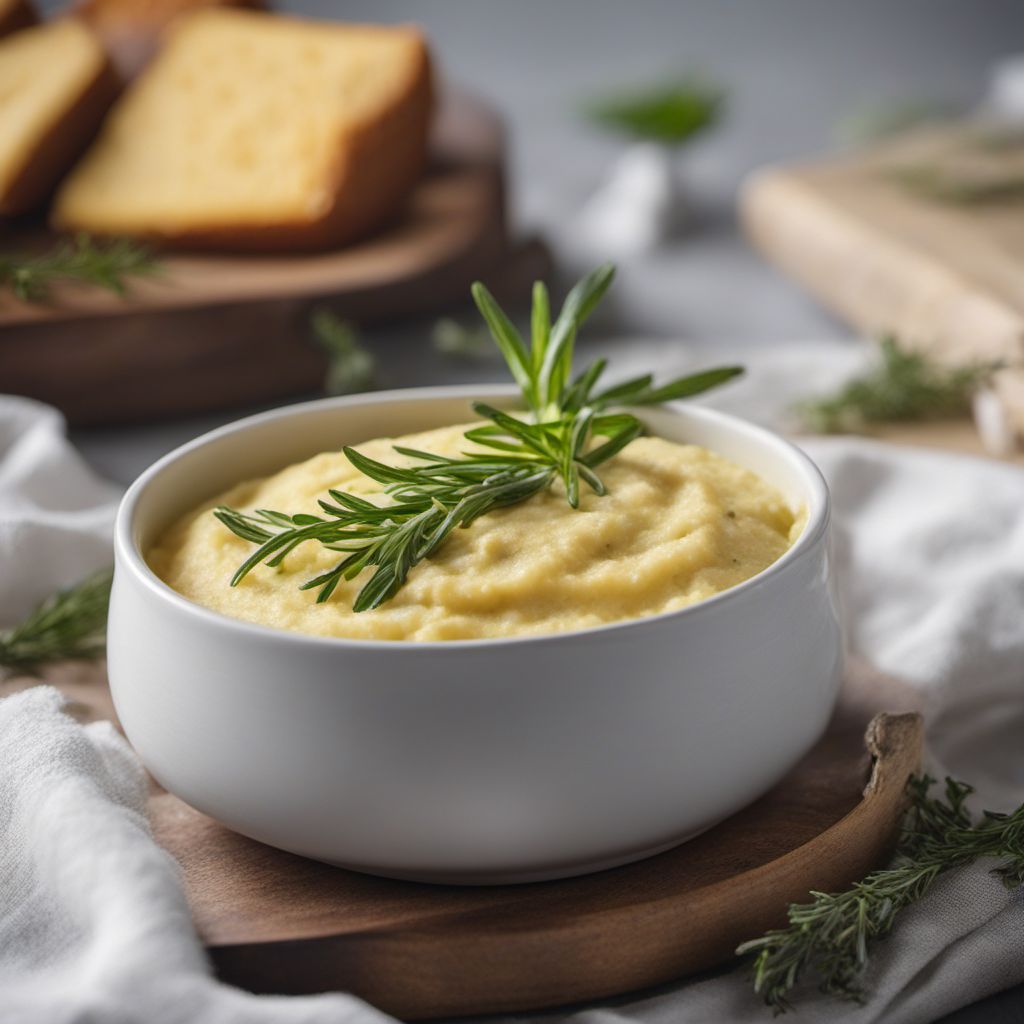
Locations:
0;686;395;1024
0;396;120;624
0;365;1022;1024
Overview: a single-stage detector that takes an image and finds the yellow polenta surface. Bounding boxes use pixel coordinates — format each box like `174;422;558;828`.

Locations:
149;424;803;642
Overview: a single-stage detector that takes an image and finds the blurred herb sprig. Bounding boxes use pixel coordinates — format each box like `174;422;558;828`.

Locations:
586;78;723;146
0;234;157;303
431;317;493;359
796;337;1000;434
311;309;376;395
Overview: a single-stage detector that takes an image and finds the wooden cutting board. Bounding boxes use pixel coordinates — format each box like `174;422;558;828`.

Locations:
0;90;548;426
740;125;1024;439
9;657;924;1019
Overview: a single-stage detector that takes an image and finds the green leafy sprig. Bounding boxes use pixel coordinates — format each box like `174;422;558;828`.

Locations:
738;774;1024;1013
0;568;113;675
796;337;1000;434
311;309;376;395
215;265;742;611
0;234;157;303
586;79;723;146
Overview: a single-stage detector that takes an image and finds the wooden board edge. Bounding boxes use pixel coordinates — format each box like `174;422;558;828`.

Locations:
205;712;924;1019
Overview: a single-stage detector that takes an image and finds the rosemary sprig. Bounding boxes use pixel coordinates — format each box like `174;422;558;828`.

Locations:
738;774;1024;1013
0;567;113;675
586;78;723;146
0;234;158;303
215;264;742;611
310;309;375;395
796;337;1000;434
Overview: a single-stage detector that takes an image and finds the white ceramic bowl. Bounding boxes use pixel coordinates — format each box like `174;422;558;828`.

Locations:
110;386;842;885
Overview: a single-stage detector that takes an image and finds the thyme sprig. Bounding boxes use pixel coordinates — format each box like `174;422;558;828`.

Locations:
796;337;1000;434
0;234;158;303
0;568;113;675
215;265;742;611
738;774;1024;1013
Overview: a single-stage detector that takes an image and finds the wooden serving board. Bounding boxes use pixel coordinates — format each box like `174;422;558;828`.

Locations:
0;90;547;426
8;658;924;1019
740;126;1024;439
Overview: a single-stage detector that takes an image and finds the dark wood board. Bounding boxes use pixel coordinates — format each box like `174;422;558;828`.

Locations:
6;657;924;1019
0;90;547;426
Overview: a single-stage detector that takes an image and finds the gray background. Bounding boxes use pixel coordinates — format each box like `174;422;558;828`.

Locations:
73;0;1024;481
65;3;1024;1019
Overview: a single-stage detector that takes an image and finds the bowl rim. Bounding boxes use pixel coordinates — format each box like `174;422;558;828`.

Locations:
115;384;831;651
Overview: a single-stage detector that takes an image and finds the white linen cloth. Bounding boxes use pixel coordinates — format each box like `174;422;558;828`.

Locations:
0;398;119;625
0;358;1022;1024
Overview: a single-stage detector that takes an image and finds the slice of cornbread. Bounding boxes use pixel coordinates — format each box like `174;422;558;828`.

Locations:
0;0;35;39
73;0;265;78
53;9;433;251
0;18;118;216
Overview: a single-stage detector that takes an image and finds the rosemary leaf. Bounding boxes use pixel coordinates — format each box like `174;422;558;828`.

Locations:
217;265;743;611
586;78;723;146
738;775;1024;1013
796;337;999;434
0;234;157;303
0;568;113;676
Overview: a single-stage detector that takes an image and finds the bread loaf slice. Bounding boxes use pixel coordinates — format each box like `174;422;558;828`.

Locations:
72;0;264;78
0;0;35;39
0;18;118;216
53;9;433;251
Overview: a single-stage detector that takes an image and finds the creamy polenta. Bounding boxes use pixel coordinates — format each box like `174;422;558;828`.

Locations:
149;424;803;642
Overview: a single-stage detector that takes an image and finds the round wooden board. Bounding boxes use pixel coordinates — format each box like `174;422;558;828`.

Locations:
6;658;922;1019
0;91;546;426
136;659;923;1020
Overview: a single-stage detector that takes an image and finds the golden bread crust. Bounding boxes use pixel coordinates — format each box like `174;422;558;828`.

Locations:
51;12;434;252
0;21;119;217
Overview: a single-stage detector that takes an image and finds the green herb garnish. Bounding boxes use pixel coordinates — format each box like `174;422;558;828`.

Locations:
889;125;1024;204
311;309;375;395
0;567;113;675
431;317;493;359
739;774;1024;1013
796;337;999;434
0;234;158;303
586;79;723;146
891;164;1024;205
214;264;742;611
